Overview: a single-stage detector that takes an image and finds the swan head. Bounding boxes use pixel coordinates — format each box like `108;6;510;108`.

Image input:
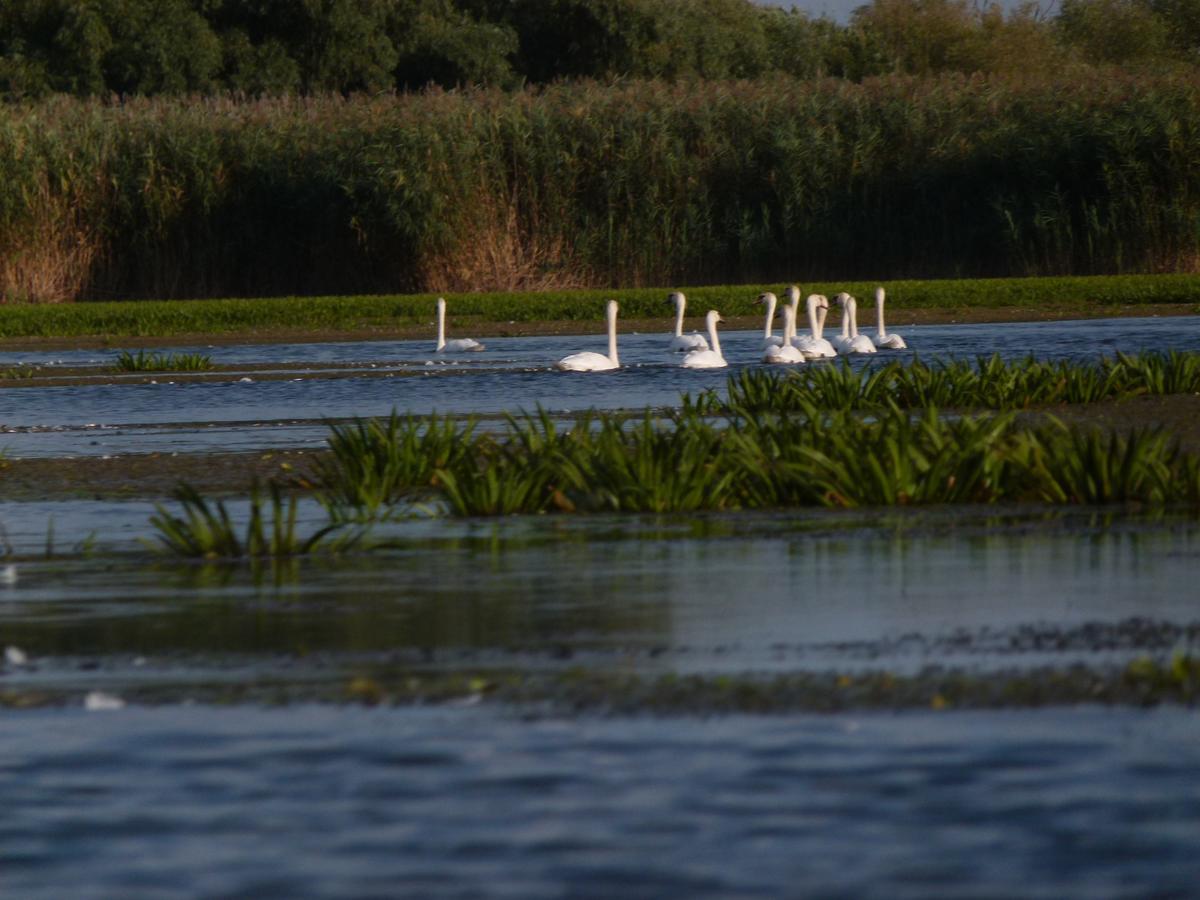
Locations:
606;299;619;319
667;291;685;309
785;284;801;304
805;293;822;311
834;292;852;308
436;297;446;312
705;309;724;325
758;291;777;309
874;286;885;305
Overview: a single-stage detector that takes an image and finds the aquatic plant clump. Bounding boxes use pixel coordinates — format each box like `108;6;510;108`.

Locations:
306;400;1200;519
147;482;362;561
708;351;1200;416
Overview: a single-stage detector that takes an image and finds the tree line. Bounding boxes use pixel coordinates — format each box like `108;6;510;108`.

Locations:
2;0;1199;100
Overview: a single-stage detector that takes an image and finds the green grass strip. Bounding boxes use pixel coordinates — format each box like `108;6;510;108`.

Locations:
3;274;1199;340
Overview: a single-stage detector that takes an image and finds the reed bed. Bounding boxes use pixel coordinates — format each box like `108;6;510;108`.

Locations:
3;73;1200;304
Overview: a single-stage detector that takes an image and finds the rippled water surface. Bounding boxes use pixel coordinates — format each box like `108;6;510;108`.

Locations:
3;706;1198;899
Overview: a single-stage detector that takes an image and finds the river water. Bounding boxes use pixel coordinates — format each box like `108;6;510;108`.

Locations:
2;315;1198;896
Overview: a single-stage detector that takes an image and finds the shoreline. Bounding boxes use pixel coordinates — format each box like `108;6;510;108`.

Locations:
1;303;1196;352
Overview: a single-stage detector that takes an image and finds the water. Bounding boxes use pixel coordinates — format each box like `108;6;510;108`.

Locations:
2;706;1198;898
3;315;1199;457
4;314;1200;896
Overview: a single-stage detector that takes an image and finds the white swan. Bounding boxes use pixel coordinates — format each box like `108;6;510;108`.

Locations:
871;286;908;349
556;299;621;372
667;291;709;352
832;293;876;355
764;303;805;364
435;298;484;353
760;291;783;348
793;293;837;359
682;310;728;369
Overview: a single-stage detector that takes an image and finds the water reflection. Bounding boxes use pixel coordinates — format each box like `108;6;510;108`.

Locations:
2;510;1196;693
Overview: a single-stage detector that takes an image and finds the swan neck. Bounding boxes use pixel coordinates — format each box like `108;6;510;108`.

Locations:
784;306;796;343
709;317;723;357
876;297;886;337
436;302;446;349
762;295;776;338
674;300;685;337
848;300;859;338
806;298;820;337
608;306;619;365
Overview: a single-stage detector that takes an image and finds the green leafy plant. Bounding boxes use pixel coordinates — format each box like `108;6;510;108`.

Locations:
147;482;360;560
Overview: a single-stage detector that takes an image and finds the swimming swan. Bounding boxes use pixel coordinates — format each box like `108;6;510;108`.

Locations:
667;291;709;352
760;291;783;348
764;303;805;364
871;286;908;349
793;293;837;359
435;297;485;353
556;300;621;372
832;293;877;355
682;310;728;368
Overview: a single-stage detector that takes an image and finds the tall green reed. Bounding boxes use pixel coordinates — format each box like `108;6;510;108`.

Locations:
4;73;1200;303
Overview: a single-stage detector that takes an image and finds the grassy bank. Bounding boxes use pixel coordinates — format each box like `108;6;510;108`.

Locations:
2;74;1200;303
1;274;1198;341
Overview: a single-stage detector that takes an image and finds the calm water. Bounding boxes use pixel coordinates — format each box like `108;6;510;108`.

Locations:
3;315;1199;896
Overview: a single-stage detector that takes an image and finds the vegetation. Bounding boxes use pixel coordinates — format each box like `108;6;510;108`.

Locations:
702;350;1200;415
303;395;1200;520
0;270;1197;342
147;482;363;560
113;349;213;371
5;0;1200;100
1;73;1200;303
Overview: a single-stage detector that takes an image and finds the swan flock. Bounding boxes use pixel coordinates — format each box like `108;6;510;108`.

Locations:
434;287;907;372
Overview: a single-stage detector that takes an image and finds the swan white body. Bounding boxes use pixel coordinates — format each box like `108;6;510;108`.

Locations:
793;293;837;359
435;298;484;352
760;291;783;348
833;293;876;355
667;291;709;352
556;300;621;372
764;304;805;364
871;286;908;349
682;310;728;369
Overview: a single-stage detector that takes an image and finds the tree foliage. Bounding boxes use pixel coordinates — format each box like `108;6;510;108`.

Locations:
0;0;1198;101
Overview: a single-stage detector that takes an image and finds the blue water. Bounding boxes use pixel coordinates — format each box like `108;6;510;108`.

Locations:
2;316;1198;457
2;706;1198;898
